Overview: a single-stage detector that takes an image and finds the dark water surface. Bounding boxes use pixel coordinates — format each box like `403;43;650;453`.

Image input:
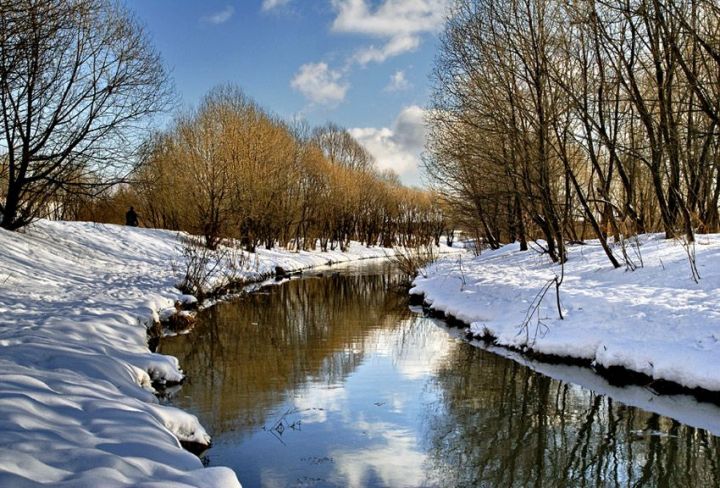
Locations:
160;261;720;487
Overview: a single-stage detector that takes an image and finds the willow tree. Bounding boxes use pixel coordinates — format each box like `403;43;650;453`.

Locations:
0;0;170;230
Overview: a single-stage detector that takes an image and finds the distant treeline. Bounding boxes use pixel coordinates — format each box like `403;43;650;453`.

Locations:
427;0;720;267
78;87;445;251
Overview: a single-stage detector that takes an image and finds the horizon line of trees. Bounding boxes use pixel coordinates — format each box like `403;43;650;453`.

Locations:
427;0;720;267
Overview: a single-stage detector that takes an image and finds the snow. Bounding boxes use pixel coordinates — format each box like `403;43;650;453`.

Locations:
411;234;720;393
0;219;452;487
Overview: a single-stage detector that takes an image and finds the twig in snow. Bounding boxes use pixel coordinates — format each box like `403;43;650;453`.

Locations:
555;257;564;320
680;236;701;283
456;255;466;290
517;240;564;348
518;277;560;347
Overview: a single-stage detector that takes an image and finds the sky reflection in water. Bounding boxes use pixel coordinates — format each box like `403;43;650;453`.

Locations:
160;262;720;488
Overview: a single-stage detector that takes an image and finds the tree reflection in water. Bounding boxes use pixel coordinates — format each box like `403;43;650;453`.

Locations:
161;263;720;487
425;345;720;487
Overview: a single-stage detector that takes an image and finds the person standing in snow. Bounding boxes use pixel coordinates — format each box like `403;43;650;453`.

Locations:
125;207;139;227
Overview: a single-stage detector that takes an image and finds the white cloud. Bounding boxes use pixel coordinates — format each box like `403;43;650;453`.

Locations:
201;6;234;25
349;105;427;185
385;70;411;92
354;35;420;65
291;62;349;106
332;0;449;37
261;0;291;11
332;0;450;65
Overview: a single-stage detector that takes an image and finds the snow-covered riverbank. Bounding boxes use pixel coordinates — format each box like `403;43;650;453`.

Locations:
0;220;428;487
411;234;720;394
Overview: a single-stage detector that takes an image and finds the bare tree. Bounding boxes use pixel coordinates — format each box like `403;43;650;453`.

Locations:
428;0;720;268
0;0;171;230
311;122;376;173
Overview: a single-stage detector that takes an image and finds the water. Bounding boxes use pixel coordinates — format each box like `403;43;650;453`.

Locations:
160;261;720;487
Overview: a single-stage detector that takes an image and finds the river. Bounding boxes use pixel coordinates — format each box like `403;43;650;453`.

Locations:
159;261;720;487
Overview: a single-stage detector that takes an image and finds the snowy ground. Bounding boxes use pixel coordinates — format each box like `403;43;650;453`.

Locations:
0;220;446;487
411;234;720;393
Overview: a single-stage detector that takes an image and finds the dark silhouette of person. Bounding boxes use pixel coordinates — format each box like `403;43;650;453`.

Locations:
125;206;139;227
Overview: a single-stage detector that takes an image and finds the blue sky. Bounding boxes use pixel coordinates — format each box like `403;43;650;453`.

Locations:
126;0;451;186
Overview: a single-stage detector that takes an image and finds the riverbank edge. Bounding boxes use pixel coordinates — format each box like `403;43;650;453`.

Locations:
408;291;720;406
154;254;402;350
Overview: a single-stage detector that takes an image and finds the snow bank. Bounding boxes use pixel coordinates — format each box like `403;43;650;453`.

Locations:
411;234;720;393
0;220;448;486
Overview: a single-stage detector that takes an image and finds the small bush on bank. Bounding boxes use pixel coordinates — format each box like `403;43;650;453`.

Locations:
392;245;437;280
174;235;250;300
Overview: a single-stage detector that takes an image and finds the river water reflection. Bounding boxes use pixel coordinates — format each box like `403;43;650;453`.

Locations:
160;262;720;487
